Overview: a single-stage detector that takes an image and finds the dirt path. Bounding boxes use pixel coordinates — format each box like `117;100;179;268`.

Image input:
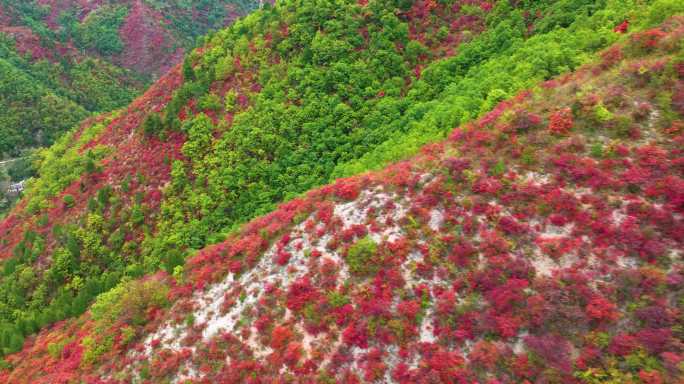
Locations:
0;158;21;166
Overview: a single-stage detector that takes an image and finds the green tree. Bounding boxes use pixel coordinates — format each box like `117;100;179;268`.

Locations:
74;5;128;56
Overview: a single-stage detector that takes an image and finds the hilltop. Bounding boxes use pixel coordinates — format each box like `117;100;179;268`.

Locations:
0;0;682;382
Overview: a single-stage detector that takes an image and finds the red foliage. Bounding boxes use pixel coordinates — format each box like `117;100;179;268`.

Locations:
479;100;513;128
614;20;630;34
609;333;639;356
410;0;438;19
635;328;673;354
443;157;471;180
274;249;291;266
524;334;572;374
0;26;56;60
498;215;528;235
548;108;574;135
585;296;619;323
472;176;503;196
511;110;543;133
391;362;412;383
469;341;501;370
283;342;302;368
397;300;421;322
4;14;684;384
484;278;528;313
118;1;182;76
418;346;464;380
333;178;362;201
576;346;601;370
672;83;684;115
634;306;674;328
343;322;369;349
448;240;477;268
286;277;319;312
639;370;664;384
359;348;386;381
149;349;191;378
631;29;668;51
661;351;683;374
270;325;293;350
493;314;522;338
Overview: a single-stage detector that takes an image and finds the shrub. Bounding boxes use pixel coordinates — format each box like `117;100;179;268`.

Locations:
639;370;664;384
601;46;624;69
120;326;136;346
270;325;293;350
327;291;350;308
614;20;629;34
142;114;163;137
81;334;113;366
672;84;684;115
46;338;70;359
525;334;573;374
342;321;369;349
199;93;222;112
91;279;168;326
630;29;667;52
286;277;318;312
609;333;639;356
62;194;75;208
511;110;543;133
548;108;574;135
585;296;619;323
346;236;379;276
594;104;614;123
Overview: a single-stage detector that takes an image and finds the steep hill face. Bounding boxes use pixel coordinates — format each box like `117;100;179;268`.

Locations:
2;13;683;383
0;0;259;156
0;0;630;357
0;0;259;77
0;27;135;156
0;0;682;382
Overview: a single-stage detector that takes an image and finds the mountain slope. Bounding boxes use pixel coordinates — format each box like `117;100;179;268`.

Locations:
0;0;634;356
0;0;260;77
0;29;136;156
1;13;683;383
0;0;259;156
0;0;682;380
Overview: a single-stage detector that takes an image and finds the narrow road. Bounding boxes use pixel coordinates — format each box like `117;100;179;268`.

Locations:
0;158;21;166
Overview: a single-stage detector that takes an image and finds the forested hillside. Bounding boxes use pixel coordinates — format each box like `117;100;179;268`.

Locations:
0;0;682;382
0;33;136;156
0;0;260;157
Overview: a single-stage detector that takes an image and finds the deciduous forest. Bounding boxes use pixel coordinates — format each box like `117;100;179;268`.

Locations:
0;1;682;383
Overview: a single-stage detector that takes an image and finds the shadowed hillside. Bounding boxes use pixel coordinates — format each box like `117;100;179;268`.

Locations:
0;0;260;156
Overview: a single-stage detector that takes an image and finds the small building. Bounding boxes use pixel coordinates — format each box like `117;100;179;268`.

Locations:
7;180;25;195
